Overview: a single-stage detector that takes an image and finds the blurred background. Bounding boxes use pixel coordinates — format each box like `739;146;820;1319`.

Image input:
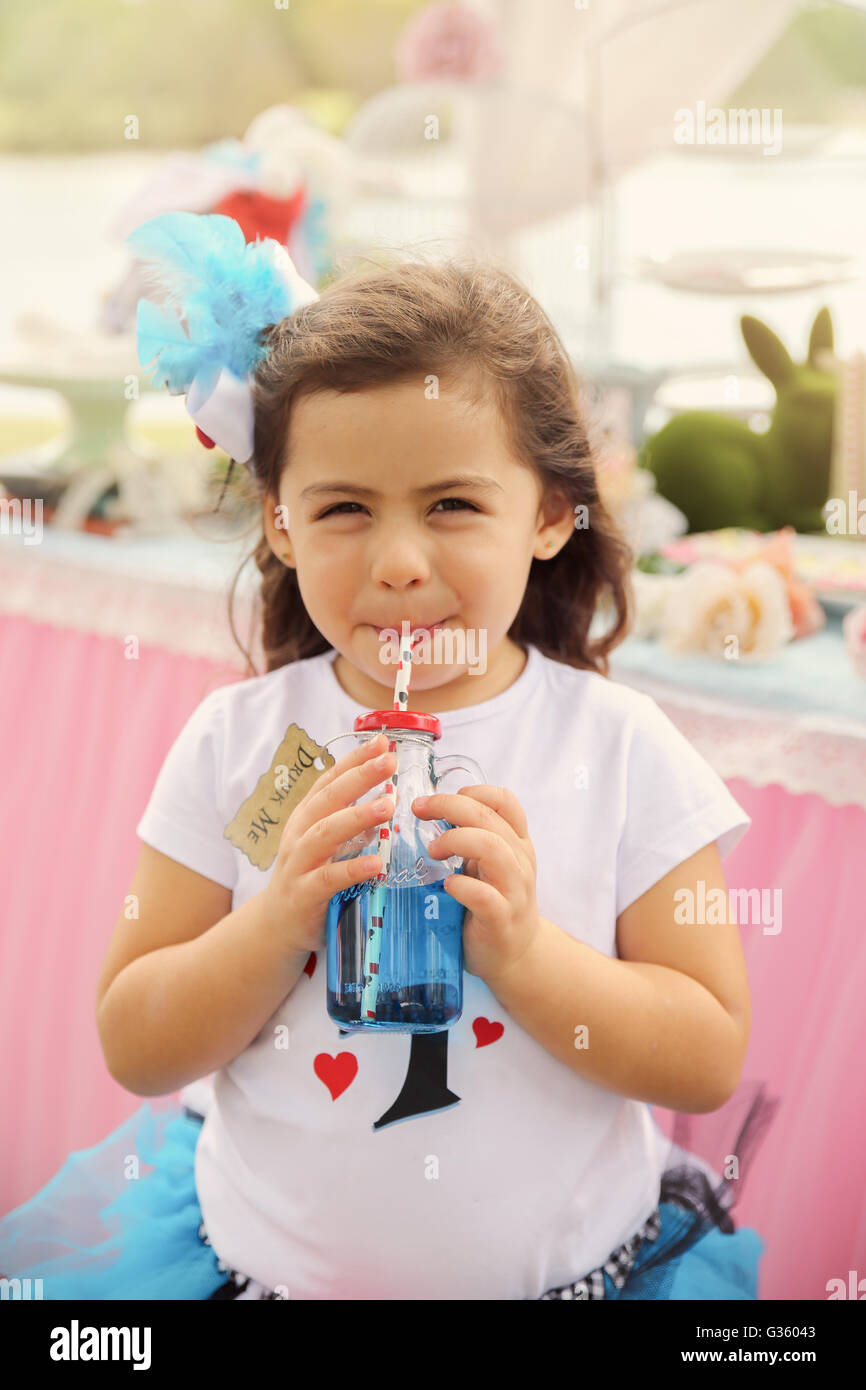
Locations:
2;0;865;1302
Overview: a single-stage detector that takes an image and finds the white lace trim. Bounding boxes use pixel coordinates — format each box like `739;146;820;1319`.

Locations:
614;671;866;811
0;536;263;670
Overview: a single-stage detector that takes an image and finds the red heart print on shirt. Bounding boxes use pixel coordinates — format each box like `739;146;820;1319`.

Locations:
472;1017;504;1048
314;1052;358;1100
303;953;316;979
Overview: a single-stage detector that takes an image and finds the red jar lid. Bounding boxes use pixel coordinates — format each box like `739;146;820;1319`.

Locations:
354;710;442;740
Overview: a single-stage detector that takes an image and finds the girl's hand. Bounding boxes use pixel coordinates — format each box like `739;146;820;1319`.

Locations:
259;732;398;955
412;785;541;989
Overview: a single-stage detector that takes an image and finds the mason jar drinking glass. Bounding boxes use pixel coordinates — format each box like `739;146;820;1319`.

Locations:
320;710;486;1033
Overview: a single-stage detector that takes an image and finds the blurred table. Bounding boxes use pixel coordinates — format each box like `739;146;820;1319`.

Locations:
0;521;260;661
1;525;863;1298
609;620;866;1301
0;524;258;1225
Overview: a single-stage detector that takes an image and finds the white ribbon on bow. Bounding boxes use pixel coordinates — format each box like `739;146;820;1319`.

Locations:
188;241;319;463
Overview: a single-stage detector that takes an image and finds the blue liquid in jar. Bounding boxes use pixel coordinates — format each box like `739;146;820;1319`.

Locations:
326;879;464;1032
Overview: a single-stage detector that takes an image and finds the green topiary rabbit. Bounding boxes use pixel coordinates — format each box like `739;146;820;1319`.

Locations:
639;308;836;533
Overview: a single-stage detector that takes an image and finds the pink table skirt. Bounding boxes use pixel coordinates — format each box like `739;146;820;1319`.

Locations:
2;614;863;1300
0;615;242;1217
654;778;866;1300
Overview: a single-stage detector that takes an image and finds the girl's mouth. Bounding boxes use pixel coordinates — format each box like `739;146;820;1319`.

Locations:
370;617;452;635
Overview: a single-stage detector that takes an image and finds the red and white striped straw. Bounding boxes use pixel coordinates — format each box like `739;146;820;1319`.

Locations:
375;621;425;882
361;622;426;1020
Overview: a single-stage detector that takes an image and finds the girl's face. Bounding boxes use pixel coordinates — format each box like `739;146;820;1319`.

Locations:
263;378;571;711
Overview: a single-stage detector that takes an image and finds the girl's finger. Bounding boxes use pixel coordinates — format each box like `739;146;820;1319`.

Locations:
457;785;530;841
294;793;395;877
296;739;396;835
300;851;383;907
430;827;522;899
441;872;507;927
312;732;388;796
416;792;525;862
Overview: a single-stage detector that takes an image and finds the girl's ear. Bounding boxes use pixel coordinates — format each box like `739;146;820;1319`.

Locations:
740;315;795;388
808;306;834;366
261;491;281;547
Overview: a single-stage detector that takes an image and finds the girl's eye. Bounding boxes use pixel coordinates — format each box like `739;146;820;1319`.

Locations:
316;498;479;519
435;498;478;513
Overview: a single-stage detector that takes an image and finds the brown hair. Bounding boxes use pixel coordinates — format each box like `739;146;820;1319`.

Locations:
224;254;633;677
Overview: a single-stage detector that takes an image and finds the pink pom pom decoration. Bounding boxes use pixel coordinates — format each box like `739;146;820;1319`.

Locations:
843;603;866;679
395;1;504;84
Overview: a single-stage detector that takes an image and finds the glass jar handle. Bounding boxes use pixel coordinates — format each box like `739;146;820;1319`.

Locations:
432;753;487;789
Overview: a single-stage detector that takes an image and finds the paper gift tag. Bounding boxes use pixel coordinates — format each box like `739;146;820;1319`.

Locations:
224;723;335;872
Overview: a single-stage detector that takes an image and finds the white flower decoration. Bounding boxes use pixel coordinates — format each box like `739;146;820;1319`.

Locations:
660;560;793;661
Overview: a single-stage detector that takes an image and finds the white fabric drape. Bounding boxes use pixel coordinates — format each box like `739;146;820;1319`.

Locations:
472;0;799;175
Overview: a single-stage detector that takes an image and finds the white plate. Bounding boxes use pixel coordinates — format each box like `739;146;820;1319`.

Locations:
632;249;861;296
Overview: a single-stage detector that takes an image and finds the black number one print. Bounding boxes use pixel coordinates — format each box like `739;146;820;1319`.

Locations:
337;1028;461;1129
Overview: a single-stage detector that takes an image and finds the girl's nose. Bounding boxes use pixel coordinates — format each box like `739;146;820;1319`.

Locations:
368;535;433;589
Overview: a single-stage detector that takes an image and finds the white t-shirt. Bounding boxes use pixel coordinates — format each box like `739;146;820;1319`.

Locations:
135;642;750;1300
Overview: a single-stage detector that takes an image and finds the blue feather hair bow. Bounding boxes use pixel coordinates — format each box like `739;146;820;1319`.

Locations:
126;211;319;463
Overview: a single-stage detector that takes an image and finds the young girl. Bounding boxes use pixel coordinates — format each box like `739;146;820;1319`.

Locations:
0;218;769;1300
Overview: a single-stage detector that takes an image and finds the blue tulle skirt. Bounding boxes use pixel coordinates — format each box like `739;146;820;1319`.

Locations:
0;1100;765;1300
604;1205;763;1301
